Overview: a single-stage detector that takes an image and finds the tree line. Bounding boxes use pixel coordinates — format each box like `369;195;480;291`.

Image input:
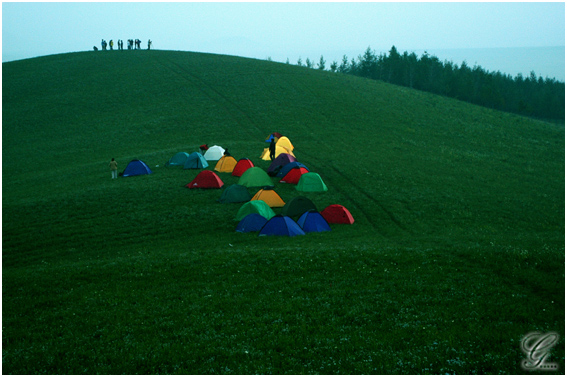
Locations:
292;46;565;122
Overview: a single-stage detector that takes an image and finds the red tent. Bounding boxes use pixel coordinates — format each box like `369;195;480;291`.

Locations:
232;158;255;177
186;170;224;189
321;205;354;224
279;167;309;184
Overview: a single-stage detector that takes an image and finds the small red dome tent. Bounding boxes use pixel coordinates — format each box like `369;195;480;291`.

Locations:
280;167;309;184
321;205;354;224
186;170;224;189
232;158;255;177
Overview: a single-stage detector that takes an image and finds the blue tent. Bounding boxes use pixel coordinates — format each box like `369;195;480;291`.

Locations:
236;214;268;233
183;152;209;169
297;210;331;233
259;215;305;237
122;160;152;177
277;162;309;177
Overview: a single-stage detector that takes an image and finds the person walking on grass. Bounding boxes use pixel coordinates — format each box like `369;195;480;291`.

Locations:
109;158;118;179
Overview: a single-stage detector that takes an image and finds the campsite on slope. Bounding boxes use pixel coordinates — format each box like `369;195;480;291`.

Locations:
159;132;353;236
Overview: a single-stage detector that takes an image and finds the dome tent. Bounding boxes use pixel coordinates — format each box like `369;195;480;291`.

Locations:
218;184;251;204
296;172;328;192
267;153;297;176
238;167;274;188
281;196;318;218
280;167;309;185
185;170;224;189
321;205;354;224
232;158;255;177
166;152;190;167
203;145;225;161
251;187;286;208
235;200;276;221
236;213;268;233
297;210;331;233
277;162;308;178
260;146;295;161
214;156;238;173
258;215;305;237
276;136;294;152
122;160;153;177
183;152;209;169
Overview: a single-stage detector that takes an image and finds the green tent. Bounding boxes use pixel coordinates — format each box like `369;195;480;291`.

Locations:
238;167;274;188
281;196;318;218
235;200;276;221
166;152;190;167
219;184;252;204
296;172;328;192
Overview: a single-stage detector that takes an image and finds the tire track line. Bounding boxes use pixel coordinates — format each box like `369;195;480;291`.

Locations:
155;57;265;138
301;149;410;237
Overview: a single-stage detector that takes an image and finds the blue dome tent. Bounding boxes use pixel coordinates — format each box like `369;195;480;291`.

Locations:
258;215;305;237
236;214;268;233
122;159;153;177
297;210;331;233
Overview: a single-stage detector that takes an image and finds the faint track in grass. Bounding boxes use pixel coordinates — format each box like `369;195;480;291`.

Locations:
153;56;265;138
300;149;410;238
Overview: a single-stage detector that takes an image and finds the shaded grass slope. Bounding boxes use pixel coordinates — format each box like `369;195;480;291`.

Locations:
3;50;564;374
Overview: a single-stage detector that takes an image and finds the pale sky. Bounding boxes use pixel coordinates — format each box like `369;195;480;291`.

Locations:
2;2;565;78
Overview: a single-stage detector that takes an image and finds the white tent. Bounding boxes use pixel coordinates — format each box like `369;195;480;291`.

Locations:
203;145;225;161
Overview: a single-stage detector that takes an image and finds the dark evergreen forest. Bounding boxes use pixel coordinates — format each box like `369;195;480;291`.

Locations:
298;46;565;122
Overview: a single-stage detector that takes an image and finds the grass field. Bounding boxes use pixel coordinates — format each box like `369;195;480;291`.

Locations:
2;50;564;374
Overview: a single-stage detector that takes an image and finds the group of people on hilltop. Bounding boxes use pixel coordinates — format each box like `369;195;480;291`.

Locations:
95;39;151;51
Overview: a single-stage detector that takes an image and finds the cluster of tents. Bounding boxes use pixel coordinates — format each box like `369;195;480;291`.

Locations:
118;134;354;236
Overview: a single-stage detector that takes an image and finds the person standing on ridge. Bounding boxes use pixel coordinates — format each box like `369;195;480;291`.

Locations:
109;158;118;179
109;39;114;50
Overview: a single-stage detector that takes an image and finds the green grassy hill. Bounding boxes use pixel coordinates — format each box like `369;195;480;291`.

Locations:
3;50;564;374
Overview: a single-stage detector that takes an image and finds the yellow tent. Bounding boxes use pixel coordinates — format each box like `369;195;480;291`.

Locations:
260;146;295;161
276;136;294;152
214;156;238;173
251;188;286;208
